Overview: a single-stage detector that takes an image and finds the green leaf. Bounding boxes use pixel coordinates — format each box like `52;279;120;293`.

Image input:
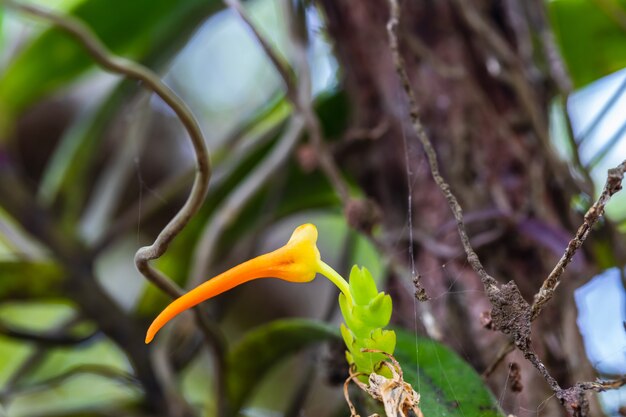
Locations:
0;337;34;387
358;293;392;328
349;328;396;375
0;261;65;300
340;265;396;375
338;293;366;337
349;265;378;305
38;84;129;213
0;0;222;125
394;329;504;417
340;322;354;349
549;0;626;88
227;318;338;413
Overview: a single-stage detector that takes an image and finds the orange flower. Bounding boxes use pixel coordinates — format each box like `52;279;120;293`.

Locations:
145;223;349;343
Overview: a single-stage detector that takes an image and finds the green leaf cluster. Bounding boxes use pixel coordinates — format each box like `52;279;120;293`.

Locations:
339;266;395;375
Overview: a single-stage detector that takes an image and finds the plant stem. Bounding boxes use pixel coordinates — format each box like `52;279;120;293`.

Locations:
318;261;352;304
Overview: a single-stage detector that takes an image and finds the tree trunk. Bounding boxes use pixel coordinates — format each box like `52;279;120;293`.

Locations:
317;0;603;415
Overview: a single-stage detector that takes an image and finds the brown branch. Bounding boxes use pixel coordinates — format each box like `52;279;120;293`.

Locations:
225;0;351;204
384;3;626;414
1;0;211;308
485;160;626;384
531;159;626;319
224;0;297;100
577;376;626;392
227;0;438;314
2;2;226;415
386;0;499;298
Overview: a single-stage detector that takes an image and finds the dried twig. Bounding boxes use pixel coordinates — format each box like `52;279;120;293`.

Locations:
385;1;626;414
531;159;626;319
577;376;626;392
484;163;626;382
224;0;297;100
387;0;499;298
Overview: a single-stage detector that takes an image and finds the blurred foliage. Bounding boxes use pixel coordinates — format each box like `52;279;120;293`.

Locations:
549;0;626;88
1;0;622;416
227;318;337;413
0;6;4;48
0;0;222;126
138;91;348;318
0;261;64;300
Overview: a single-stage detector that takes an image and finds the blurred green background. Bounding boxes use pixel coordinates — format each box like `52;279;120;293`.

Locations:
1;0;626;416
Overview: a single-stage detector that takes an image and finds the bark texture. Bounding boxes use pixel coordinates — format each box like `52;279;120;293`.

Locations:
317;1;603;415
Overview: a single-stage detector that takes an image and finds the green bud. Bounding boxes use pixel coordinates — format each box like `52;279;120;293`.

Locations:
339;265;397;376
349;266;379;305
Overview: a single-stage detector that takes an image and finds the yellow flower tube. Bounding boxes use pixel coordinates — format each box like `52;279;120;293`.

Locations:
145;223;350;344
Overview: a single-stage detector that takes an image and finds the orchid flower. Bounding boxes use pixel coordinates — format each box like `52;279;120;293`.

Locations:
145;223;351;344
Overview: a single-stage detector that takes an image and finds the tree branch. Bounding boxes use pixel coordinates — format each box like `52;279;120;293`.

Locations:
386;0;500;298
384;3;626;414
1;0;211;312
2;2;223;415
225;0;351;203
531;159;626;319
